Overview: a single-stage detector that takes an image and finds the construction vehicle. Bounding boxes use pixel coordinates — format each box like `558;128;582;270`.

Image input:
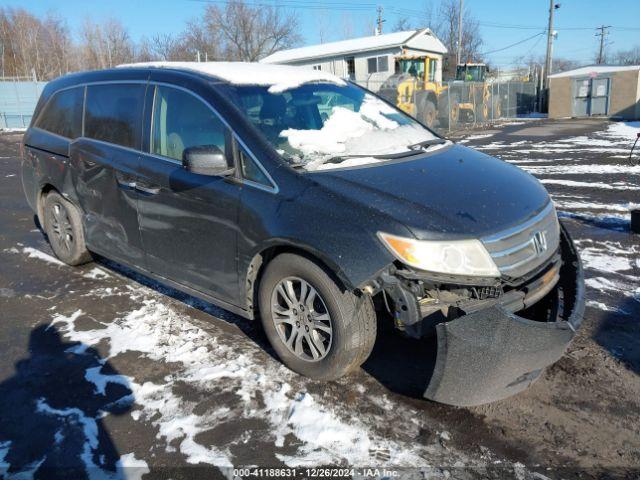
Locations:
450;63;502;122
378;56;502;128
378;54;458;128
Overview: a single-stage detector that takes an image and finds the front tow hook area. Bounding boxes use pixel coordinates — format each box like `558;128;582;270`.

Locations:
423;222;585;406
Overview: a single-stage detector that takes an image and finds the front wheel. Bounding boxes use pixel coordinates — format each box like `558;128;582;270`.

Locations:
419;100;437;128
258;253;376;380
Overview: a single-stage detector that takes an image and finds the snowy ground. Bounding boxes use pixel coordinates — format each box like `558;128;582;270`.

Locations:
1;119;639;479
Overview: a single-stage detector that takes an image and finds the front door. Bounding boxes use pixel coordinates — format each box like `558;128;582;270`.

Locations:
137;84;241;305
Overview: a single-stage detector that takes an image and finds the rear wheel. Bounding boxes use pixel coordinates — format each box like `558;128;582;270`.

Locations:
43;191;92;266
258;253;376;380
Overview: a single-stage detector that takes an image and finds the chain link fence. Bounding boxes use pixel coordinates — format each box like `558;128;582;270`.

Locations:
0;77;47;129
356;78;540;134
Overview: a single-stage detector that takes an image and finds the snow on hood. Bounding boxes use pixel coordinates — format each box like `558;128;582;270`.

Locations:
117;61;346;93
280;95;443;170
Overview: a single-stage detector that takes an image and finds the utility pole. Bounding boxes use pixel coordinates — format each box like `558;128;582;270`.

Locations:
543;0;559;89
376;6;384;35
457;0;463;65
596;25;611;64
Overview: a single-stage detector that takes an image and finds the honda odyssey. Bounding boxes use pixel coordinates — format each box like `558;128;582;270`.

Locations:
21;62;584;405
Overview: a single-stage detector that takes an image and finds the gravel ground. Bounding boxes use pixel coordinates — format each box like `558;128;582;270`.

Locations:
0;118;639;479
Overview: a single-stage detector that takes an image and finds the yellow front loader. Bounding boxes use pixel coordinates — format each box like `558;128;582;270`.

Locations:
378;55;458;128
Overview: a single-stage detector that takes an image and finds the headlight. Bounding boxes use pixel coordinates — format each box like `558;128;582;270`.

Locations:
378;232;500;278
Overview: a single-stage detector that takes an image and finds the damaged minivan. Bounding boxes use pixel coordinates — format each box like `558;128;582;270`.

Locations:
21;62;584;405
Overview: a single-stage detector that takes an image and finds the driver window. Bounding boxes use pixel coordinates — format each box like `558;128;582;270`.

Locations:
151;86;226;162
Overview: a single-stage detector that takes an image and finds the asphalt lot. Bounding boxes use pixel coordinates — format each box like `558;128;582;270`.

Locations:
0;118;639;479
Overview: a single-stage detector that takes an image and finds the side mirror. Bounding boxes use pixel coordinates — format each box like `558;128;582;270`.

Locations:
182;145;233;176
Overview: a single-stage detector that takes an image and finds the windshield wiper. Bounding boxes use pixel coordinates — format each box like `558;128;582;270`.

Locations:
323;138;449;164
406;138;447;150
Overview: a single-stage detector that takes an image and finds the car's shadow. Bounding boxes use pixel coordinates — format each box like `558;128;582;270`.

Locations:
361;320;438;399
593;296;640;375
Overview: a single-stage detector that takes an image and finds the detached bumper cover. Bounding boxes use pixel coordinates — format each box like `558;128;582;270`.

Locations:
424;223;585;406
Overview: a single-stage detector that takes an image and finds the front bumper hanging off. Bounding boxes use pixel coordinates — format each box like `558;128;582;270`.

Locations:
423;223;585;406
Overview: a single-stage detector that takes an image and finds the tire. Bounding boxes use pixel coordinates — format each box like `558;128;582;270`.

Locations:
258;253;376;380
42;191;92;266
419;100;437;128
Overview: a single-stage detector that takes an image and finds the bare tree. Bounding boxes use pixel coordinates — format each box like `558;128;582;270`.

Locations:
203;0;301;61
392;17;414;33
340;13;354;40
610;45;640;65
0;7;75;79
80;17;134;69
317;10;330;44
138;34;185;62
431;0;484;79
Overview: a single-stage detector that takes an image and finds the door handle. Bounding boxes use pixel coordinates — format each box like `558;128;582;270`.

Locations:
117;180;137;190
136;184;160;195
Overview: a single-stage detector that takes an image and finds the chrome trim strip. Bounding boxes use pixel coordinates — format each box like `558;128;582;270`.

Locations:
482;202;555;244
491;238;536;258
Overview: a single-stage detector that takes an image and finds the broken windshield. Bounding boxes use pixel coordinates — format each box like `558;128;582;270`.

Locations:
224;82;443;171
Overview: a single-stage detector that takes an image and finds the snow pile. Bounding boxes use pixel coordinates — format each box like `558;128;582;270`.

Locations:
280;95;441;170
522;164;640;175
35;398;149;479
540;179;640;191
22;246;65;266
118;62;346;93
49;294;437;469
601;121;640;141
83;267;111;280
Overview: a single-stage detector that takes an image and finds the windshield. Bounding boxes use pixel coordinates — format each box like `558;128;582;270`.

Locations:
224;82;439;171
456;65;485;82
399;59;425;80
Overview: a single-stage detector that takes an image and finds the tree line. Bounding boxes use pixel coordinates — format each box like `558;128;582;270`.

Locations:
0;1;637;82
0;2;300;80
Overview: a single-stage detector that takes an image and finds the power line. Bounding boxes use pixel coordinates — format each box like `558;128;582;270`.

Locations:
479;31;546;56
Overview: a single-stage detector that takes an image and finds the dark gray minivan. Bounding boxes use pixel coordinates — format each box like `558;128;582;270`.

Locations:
21;62;584;405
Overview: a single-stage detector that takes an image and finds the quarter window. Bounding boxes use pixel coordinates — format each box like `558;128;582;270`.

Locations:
35;87;84;139
151;86;227;162
239;148;270;187
84;84;145;149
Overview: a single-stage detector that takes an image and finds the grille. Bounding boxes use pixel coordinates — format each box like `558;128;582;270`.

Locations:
481;202;560;279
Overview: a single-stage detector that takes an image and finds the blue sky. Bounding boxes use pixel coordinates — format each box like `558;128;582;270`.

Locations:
7;0;640;67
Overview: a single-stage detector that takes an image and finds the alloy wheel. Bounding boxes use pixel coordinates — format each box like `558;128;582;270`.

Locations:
49;202;74;253
271;276;333;362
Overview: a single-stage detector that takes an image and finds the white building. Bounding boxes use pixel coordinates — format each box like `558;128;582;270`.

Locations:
260;29;447;92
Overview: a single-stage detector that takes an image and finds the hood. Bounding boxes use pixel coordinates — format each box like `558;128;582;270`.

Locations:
308;144;551;239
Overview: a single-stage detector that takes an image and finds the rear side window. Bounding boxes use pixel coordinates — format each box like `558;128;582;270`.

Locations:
84;84;145;149
35;87;83;139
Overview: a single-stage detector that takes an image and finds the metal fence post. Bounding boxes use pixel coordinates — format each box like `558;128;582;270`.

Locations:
447;85;451;133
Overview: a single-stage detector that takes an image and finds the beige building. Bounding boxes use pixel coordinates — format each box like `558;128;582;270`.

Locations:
260;29;447;92
548;65;640;120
